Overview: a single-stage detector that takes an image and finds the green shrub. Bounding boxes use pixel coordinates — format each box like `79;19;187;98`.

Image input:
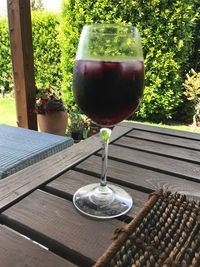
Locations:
60;0;199;122
0;2;199;122
0;17;13;92
0;12;62;91
183;69;200;129
32;11;62;88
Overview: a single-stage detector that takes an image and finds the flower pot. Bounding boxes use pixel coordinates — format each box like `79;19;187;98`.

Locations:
37;111;68;136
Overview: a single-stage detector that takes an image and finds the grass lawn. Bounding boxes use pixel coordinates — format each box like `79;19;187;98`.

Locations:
0;94;17;127
0;94;200;134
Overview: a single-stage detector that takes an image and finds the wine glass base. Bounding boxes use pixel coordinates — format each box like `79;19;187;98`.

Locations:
73;183;133;219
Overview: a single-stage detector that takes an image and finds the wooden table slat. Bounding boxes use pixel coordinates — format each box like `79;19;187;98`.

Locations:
115;136;200;163
0;225;76;267
107;144;200;182
123;122;200;140
75;155;200;199
0;190;123;266
127;129;200;150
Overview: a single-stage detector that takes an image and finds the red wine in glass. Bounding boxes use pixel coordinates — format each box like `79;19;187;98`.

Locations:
72;24;144;219
73;59;144;127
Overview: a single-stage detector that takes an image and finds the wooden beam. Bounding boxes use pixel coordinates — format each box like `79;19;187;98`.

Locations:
7;0;37;130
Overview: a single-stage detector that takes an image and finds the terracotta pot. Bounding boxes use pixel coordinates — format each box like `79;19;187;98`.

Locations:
37;111;68;136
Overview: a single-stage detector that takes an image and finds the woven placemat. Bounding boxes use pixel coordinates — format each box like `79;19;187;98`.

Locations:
94;189;200;267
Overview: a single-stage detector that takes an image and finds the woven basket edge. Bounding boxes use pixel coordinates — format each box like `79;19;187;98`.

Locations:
93;189;163;267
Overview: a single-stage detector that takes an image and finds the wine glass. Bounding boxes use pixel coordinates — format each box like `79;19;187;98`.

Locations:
72;24;144;219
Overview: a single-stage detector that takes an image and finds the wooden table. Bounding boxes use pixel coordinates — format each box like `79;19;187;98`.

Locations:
0;122;199;267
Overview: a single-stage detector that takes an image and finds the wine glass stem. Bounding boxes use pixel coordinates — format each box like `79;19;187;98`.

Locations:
100;128;112;187
101;140;108;186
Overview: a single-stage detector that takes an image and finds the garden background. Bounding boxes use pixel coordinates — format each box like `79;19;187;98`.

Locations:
0;0;199;131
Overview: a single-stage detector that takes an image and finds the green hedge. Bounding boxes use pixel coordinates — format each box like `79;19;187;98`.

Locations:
60;0;200;122
0;11;61;91
32;11;62;88
0;17;13;91
0;3;199;122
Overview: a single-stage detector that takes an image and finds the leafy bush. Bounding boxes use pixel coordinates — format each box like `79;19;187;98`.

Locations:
184;69;200;102
0;12;62;91
0;2;199;122
60;0;199;122
32;11;62;88
183;69;200;129
0;17;13;92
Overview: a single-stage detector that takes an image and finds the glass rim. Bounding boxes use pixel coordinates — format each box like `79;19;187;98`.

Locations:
82;23;139;31
80;24;140;39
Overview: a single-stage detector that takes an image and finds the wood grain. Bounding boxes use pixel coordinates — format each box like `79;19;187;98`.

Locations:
0;124;131;212
0;225;76;267
122;122;200;140
115;136;200;163
75;155;200;199
126;129;200;150
44;170;149;216
7;0;37;129
107;144;200;182
0;190;123;266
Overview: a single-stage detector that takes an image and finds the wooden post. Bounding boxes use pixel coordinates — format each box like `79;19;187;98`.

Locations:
7;0;37;130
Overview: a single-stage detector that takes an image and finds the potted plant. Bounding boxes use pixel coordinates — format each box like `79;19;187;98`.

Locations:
32;85;68;136
67;107;85;142
67;107;100;141
184;69;200;131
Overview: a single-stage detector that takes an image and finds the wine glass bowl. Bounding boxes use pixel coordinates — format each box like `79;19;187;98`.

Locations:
73;24;144;219
73;24;144;128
